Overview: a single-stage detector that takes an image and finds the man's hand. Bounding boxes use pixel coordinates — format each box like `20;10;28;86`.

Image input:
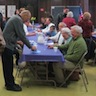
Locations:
48;45;54;49
37;29;42;32
17;40;24;46
31;46;37;51
47;37;50;40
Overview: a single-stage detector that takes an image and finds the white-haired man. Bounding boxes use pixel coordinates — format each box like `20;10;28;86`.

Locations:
53;25;87;87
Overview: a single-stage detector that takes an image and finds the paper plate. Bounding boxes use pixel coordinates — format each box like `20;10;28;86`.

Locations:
31;50;41;54
47;42;54;46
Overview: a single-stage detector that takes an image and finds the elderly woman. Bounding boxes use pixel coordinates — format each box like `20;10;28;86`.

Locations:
61;27;72;44
78;12;95;62
48;27;72;49
62;11;76;28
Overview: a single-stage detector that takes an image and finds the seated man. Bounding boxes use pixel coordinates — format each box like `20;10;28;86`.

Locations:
37;17;55;34
52;25;87;87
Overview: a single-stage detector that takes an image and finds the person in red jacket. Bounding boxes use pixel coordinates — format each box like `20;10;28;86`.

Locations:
78;12;95;62
62;11;76;29
78;12;93;38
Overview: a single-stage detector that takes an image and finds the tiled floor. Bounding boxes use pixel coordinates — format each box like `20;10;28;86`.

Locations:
0;59;96;96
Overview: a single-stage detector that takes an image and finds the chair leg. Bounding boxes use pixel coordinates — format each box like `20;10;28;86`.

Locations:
92;53;96;66
20;68;26;86
15;66;21;79
79;66;88;92
15;66;19;79
59;67;77;87
80;70;88;92
82;69;89;84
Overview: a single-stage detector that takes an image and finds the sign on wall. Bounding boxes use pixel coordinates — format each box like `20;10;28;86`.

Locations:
7;5;16;17
0;5;5;17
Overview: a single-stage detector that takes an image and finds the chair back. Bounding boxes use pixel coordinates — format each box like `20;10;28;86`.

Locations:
77;51;88;68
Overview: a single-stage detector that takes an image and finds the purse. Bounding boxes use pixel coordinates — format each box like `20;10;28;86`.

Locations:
0;28;6;54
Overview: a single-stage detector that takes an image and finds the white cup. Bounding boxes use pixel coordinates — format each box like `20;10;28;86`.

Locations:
53;47;58;52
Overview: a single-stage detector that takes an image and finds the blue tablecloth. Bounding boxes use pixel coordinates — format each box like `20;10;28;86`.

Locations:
27;23;40;32
92;35;96;38
27;27;33;32
20;35;64;62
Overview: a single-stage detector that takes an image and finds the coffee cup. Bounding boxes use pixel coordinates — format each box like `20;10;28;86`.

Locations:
53;47;58;52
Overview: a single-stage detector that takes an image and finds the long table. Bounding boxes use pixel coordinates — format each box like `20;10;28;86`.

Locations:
21;36;64;62
19;32;64;87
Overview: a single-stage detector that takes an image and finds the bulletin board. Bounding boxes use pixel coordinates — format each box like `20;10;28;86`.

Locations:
0;5;6;17
7;5;16;17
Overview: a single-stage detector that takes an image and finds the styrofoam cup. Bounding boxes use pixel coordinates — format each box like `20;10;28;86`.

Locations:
54;47;58;52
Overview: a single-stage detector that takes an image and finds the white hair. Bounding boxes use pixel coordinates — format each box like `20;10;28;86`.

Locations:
61;27;71;36
71;25;83;33
67;11;74;17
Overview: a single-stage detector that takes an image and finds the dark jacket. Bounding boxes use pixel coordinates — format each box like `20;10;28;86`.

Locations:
57;12;67;28
3;15;31;51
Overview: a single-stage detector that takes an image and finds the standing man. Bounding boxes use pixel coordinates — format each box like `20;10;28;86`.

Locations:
56;7;69;29
2;10;37;91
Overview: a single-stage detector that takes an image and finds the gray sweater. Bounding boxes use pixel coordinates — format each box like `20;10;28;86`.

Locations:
3;15;32;51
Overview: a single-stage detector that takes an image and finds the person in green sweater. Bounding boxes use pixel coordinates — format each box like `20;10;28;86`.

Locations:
1;10;37;91
53;25;87;87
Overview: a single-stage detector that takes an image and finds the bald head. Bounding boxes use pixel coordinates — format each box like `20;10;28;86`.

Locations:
20;10;31;23
58;22;67;31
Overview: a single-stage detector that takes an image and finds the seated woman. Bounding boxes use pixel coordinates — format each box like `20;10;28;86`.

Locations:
48;27;72;49
46;24;57;37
